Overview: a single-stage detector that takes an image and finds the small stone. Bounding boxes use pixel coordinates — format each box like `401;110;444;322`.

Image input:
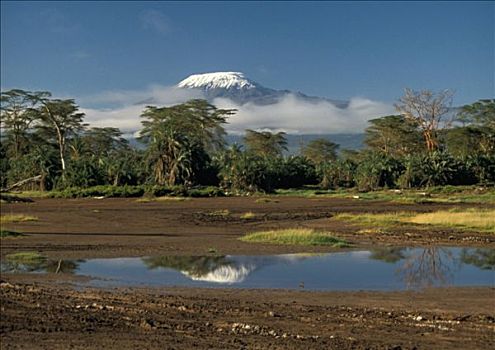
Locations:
415;316;423;321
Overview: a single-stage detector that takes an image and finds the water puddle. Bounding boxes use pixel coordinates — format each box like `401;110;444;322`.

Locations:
2;247;494;291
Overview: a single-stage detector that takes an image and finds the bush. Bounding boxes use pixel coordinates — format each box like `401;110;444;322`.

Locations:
319;159;356;189
54;185;145;198
354;153;403;191
398;152;470;188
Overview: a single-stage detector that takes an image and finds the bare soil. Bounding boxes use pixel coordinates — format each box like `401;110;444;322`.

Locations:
1;197;493;259
1;197;494;349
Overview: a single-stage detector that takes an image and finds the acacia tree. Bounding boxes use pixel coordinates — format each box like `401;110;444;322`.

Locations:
35;98;86;173
364;115;423;157
244;130;288;158
301;138;339;165
395;89;454;152
0;89;38;159
139;100;234;186
455;99;495;155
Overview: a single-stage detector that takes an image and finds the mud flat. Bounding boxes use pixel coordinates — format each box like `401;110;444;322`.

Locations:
1;197;494;349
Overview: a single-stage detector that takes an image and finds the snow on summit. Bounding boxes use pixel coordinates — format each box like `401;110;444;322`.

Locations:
177;72;257;90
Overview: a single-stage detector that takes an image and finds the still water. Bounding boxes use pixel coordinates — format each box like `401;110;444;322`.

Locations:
2;247;494;291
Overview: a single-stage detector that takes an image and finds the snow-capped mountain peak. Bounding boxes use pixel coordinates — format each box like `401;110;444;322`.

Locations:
177;72;257;90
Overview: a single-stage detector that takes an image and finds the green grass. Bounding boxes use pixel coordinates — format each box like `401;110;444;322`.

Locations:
136;196;191;203
274;186;495;204
0;229;23;238
240;228;350;247
334;212;415;227
5;251;45;264
0;214;38;225
334;208;495;233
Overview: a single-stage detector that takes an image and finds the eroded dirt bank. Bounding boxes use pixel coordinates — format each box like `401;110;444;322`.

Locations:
1;197;493;259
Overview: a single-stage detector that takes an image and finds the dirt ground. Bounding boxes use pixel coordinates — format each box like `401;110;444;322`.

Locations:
1;197;494;349
1;197;493;259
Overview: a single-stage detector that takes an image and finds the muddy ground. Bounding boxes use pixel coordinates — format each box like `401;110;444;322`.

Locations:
1;197;494;349
1;197;493;259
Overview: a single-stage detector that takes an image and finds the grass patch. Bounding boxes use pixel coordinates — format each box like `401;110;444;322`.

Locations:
240;228;350;247
334;208;495;233
240;211;256;219
0;229;23;238
0;214;38;225
334;212;415;227
255;198;279;203
207;209;230;217
274;186;495;204
5;251;45;264
137;196;190;203
406;209;495;233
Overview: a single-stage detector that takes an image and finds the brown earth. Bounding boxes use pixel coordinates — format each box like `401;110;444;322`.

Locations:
1;197;493;259
1;280;494;350
1;197;494;349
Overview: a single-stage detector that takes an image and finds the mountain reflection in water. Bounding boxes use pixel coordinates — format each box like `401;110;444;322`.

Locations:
142;255;313;284
1;248;493;290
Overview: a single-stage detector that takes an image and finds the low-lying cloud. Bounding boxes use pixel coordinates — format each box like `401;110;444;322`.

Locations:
81;85;395;135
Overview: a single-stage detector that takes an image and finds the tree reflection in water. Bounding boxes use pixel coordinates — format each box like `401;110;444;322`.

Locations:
1;256;82;274
370;247;458;289
459;248;495;270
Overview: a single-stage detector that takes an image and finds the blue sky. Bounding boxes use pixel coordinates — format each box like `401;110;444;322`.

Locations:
1;1;493;134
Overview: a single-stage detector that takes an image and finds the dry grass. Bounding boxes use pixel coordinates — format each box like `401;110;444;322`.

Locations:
0;214;38;225
255;198;279;203
241;228;350;247
240;212;257;219
207;209;230;217
334;208;495;233
406;209;495;233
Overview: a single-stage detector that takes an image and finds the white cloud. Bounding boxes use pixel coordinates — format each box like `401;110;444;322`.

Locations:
80;85;202;133
213;94;394;134
80;87;394;135
140;9;171;35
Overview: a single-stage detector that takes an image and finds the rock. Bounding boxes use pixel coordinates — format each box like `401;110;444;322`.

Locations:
140;319;154;330
415;316;423;321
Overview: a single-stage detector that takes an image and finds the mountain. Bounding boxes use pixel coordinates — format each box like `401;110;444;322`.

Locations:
176;71;349;108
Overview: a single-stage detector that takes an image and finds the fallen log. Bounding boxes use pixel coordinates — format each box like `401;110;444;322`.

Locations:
1;175;42;193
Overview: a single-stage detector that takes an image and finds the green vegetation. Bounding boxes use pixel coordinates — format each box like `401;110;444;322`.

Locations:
6;251;45;264
334;208;495;233
1;88;493;196
0;229;22;238
241;228;350;247
0;214;38;225
136;196;191;203
274;186;495;204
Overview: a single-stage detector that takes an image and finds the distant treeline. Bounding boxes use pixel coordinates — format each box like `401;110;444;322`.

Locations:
1;88;494;194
